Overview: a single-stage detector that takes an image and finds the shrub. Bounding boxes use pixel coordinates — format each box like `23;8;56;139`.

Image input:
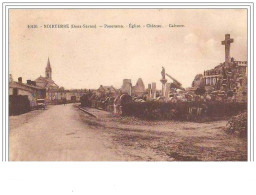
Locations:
226;112;247;137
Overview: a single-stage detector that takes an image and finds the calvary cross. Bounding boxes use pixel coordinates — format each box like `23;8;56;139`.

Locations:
222;34;234;65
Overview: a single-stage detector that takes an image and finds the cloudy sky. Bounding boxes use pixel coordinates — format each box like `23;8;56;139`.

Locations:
9;9;247;89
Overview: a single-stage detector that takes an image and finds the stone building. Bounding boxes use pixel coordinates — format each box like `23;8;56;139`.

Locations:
132;78;146;96
34;58;59;102
47;88;87;103
35;58;59;90
9;76;45;108
120;78;146;97
121;79;132;95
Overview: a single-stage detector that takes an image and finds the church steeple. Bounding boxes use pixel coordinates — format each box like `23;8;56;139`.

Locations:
45;57;52;79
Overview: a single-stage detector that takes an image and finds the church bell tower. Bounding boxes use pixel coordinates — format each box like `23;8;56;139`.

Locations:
45;57;52;79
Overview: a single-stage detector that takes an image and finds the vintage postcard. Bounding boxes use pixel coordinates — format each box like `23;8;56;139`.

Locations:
7;8;248;161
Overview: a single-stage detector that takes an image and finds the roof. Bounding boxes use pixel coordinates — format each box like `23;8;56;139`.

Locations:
9;81;44;90
34;76;59;89
98;85;117;93
133;78;145;92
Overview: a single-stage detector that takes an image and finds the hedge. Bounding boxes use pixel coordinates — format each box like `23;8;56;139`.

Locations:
121;101;247;121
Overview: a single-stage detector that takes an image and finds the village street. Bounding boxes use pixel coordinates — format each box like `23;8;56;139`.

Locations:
9;104;120;161
9;104;247;161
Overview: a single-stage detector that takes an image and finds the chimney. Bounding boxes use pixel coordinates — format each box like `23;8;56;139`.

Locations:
18;77;22;84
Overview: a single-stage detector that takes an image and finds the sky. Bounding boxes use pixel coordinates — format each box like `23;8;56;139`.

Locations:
9;9;247;89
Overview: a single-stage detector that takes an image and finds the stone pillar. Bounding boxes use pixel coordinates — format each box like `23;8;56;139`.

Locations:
129;84;132;96
165;83;171;100
152;82;156;99
148;84;152;98
160;79;167;97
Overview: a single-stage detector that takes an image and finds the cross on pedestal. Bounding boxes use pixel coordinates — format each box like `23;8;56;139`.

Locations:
222;34;234;65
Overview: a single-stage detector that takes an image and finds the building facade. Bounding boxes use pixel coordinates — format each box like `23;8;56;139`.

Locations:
9;77;46;108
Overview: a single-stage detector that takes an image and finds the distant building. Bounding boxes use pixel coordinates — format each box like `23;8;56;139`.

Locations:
132;78;146;96
120;78;146;96
121;79;132;95
97;85;118;97
35;58;59;90
34;58;88;103
48;88;87;103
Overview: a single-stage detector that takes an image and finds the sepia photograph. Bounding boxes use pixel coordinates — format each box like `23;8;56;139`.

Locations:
8;8;248;161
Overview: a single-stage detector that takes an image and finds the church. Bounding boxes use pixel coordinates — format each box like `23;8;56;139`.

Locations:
34;58;86;103
34;58;60;102
35;58;59;90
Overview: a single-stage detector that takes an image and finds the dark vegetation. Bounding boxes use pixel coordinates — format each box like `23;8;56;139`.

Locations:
226;111;247;137
121;102;247;121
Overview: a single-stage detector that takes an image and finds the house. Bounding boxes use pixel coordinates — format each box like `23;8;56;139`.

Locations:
9;77;46;115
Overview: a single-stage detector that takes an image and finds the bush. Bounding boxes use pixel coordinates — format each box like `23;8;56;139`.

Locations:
226;112;247;137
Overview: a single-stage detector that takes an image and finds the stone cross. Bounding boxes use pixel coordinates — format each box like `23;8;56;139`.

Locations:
222;34;234;65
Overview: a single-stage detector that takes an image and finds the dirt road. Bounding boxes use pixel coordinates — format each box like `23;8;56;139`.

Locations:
9;104;247;161
9;104;120;161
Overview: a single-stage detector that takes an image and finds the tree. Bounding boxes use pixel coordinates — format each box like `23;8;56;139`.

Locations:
195;87;206;96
